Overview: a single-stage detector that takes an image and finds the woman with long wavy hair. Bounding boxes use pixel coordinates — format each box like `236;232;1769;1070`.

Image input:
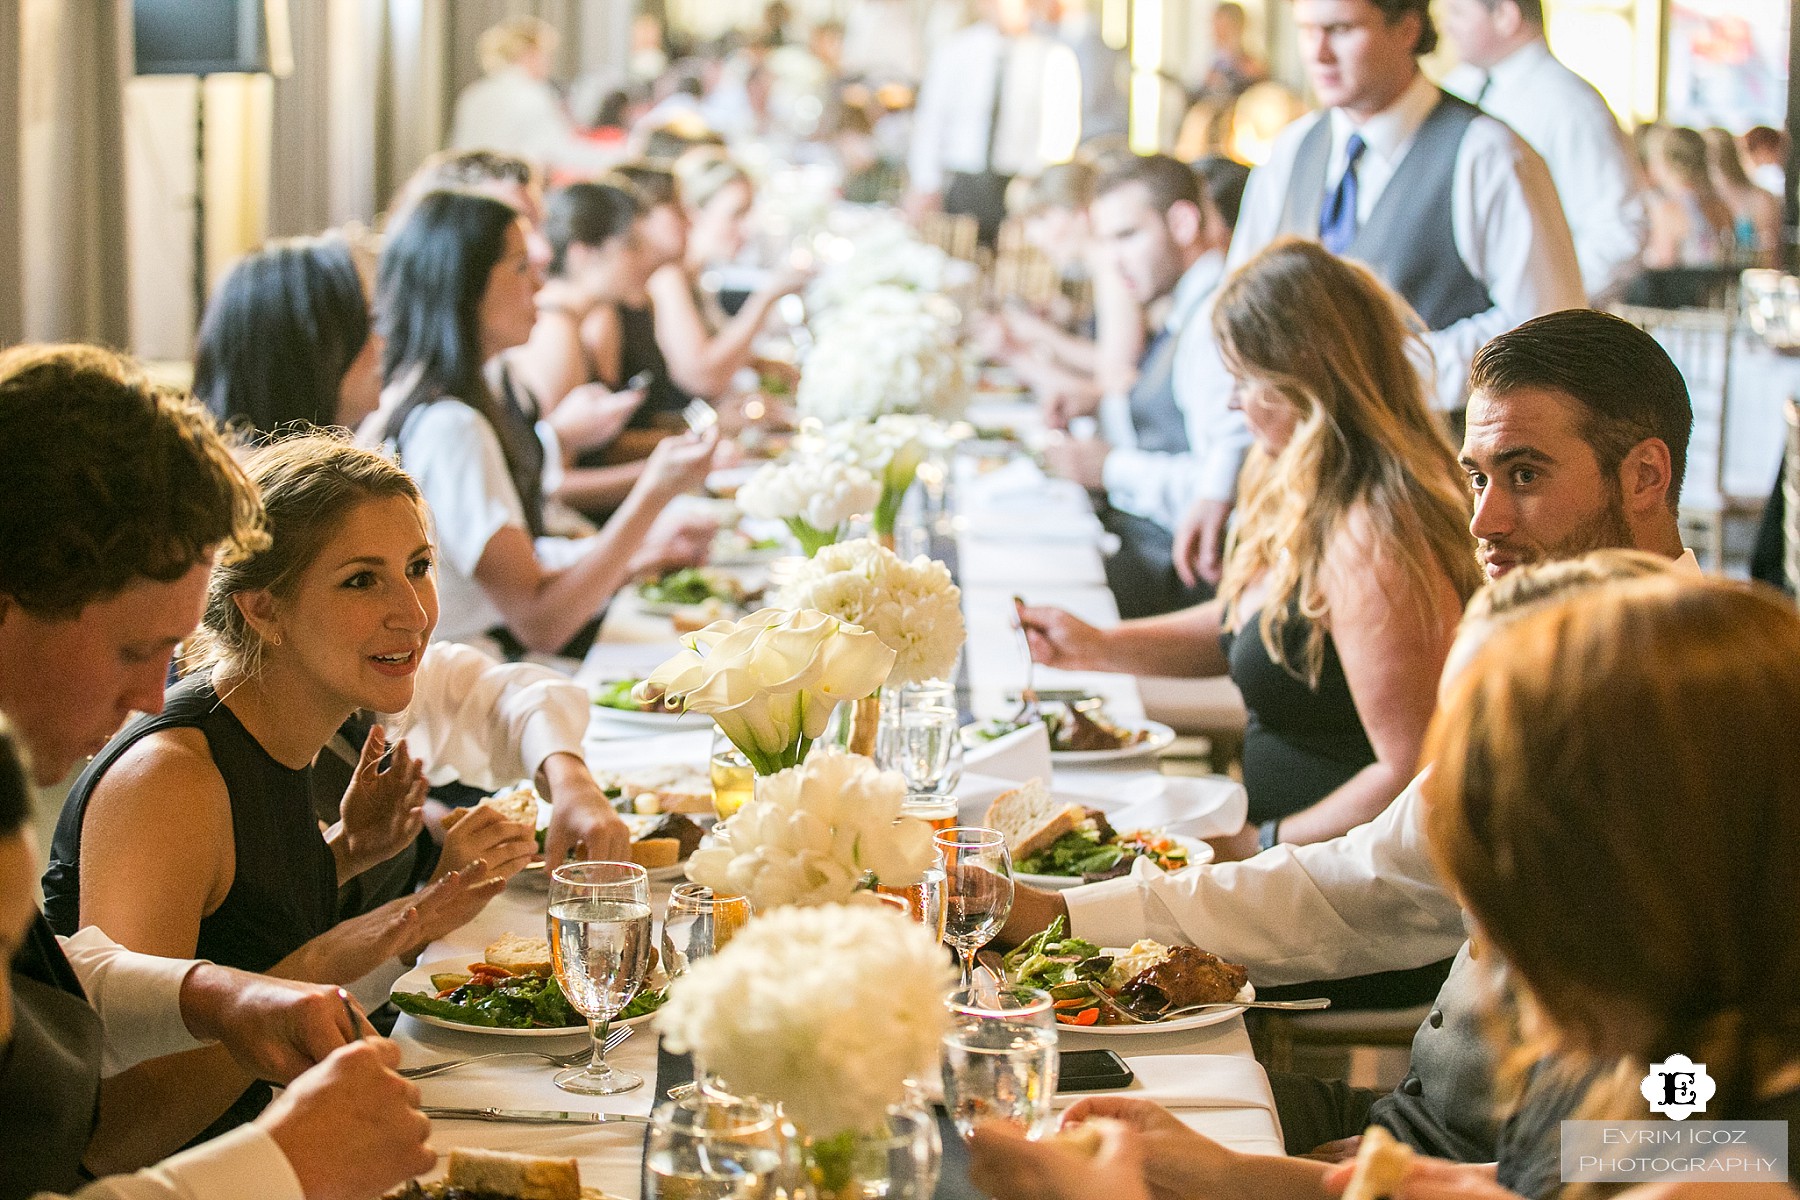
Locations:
1021;238;1480;859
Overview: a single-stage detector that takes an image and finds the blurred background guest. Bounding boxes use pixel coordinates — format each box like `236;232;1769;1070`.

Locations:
1702;125;1782;267
1642;124;1735;269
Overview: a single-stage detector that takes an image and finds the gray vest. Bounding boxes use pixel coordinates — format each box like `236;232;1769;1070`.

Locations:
1367;940;1504;1160
1127;325;1189;455
1278;92;1492;332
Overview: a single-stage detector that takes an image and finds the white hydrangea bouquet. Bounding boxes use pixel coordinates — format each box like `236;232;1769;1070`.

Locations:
804;214;956;313
795;287;972;424
684;748;935;908
821;415;946;538
775;538;965;688
634;608;896;775
656;900;953;1185
735;455;882;557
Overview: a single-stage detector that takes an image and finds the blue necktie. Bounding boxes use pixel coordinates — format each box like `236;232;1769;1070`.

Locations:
1319;133;1366;254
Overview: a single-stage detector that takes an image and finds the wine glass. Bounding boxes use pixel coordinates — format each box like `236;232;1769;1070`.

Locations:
547;861;652;1095
941;985;1060;1140
662;882;752;979
710;727;755;820
645;1093;792;1200
934;827;1014;989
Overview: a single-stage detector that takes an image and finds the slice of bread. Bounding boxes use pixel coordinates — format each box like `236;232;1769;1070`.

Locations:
446;1147;581;1200
1341;1125;1415;1200
482;785;539;828
614;765;713;815
629;838;680;869
484;933;553;976
984;779;1086;859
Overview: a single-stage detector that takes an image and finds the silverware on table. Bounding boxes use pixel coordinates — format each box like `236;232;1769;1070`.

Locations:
422;1107;649;1126
399;1024;633;1079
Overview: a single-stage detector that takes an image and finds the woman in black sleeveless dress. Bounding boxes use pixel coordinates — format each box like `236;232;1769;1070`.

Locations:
40;437;530;1147
1020;239;1481;851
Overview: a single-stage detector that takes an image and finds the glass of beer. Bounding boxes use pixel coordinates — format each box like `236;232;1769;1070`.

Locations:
875;793;957;927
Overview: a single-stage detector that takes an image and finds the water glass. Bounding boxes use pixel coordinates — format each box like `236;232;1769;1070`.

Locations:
662;882;752;979
547;861;652;1095
934;827;1014;989
941;985;1060;1140
710;727;755;820
645;1093;791;1200
880;704;962;794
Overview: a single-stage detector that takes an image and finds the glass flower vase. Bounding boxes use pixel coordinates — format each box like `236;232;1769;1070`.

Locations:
793;1097;941;1200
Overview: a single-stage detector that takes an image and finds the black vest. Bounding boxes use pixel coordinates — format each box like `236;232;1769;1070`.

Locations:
1278;92;1492;332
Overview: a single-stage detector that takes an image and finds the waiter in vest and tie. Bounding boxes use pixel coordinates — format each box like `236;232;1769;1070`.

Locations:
1043;154;1252;618
1166;0;1586;583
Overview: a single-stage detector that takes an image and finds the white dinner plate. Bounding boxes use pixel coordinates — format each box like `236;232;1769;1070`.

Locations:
391;958;662;1038
1016;833;1211;891
590;699;703;730
1070;983;1255;1036
1050;721;1177;764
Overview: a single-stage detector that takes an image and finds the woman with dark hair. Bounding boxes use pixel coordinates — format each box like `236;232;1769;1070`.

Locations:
371;188;716;656
194;235;380;435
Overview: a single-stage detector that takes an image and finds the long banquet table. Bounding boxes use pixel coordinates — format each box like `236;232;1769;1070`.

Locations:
383;403;1285;1191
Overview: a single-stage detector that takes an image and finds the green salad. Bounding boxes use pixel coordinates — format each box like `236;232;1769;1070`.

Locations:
637;567;731;606
391;973;666;1030
1016;826;1126;877
594;678;650;713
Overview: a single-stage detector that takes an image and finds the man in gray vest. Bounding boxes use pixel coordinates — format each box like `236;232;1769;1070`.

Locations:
1169;0;1585;585
1042;154;1251;617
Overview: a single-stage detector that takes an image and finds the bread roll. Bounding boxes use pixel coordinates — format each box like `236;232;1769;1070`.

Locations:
445;1147;581;1200
1341;1126;1414;1200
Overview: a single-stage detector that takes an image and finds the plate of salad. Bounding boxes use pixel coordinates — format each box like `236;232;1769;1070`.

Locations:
634;568;753;615
390;954;667;1037
986;781;1210;890
590;678;697;729
1000;919;1252;1033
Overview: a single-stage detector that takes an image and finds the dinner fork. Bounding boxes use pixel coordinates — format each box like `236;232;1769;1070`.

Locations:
398;1025;634;1079
1082;984;1330;1025
1010;595;1040;727
682;398;719;437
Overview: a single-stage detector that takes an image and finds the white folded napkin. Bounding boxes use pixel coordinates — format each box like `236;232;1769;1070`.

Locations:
1060;774;1246;841
962;723;1053;783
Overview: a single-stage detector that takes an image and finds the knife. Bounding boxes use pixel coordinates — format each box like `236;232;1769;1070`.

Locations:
423;1106;649;1126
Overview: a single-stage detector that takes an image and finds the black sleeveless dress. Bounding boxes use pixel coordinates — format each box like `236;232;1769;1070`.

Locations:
1222;605;1453;1011
42;673;339;1135
1221;606;1375;825
1;915;104;1199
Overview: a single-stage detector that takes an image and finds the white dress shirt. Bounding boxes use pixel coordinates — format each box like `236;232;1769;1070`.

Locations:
35;929;304;1200
1099;250;1254;526
1217;70;1585;411
379;641;590;790
1443;40;1649;304
906;22;1081;193
1064;546;1702;983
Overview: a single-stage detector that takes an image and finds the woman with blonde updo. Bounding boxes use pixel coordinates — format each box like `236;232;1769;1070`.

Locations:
1644;125;1735;269
1021;238;1480;858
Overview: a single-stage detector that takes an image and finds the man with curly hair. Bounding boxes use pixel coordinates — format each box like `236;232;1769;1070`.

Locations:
0;344;433;1199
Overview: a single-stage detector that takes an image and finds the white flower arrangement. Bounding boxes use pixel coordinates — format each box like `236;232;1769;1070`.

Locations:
820;415;945;534
735;455;883;555
774;538;965;687
684;748;935;909
635;609;896;774
655;900;955;1138
804;216;956;313
795;287;971;424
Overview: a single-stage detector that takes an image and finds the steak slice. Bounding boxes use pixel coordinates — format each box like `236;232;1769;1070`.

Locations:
1117;946;1249;1014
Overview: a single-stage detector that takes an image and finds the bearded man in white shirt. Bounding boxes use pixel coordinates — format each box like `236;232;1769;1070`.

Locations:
1041;154;1251;616
1004;311;1697;1178
0;345;432;1200
1439;0;1649;304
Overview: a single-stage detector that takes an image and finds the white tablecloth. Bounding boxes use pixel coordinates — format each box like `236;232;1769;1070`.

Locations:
386;419;1284;1189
